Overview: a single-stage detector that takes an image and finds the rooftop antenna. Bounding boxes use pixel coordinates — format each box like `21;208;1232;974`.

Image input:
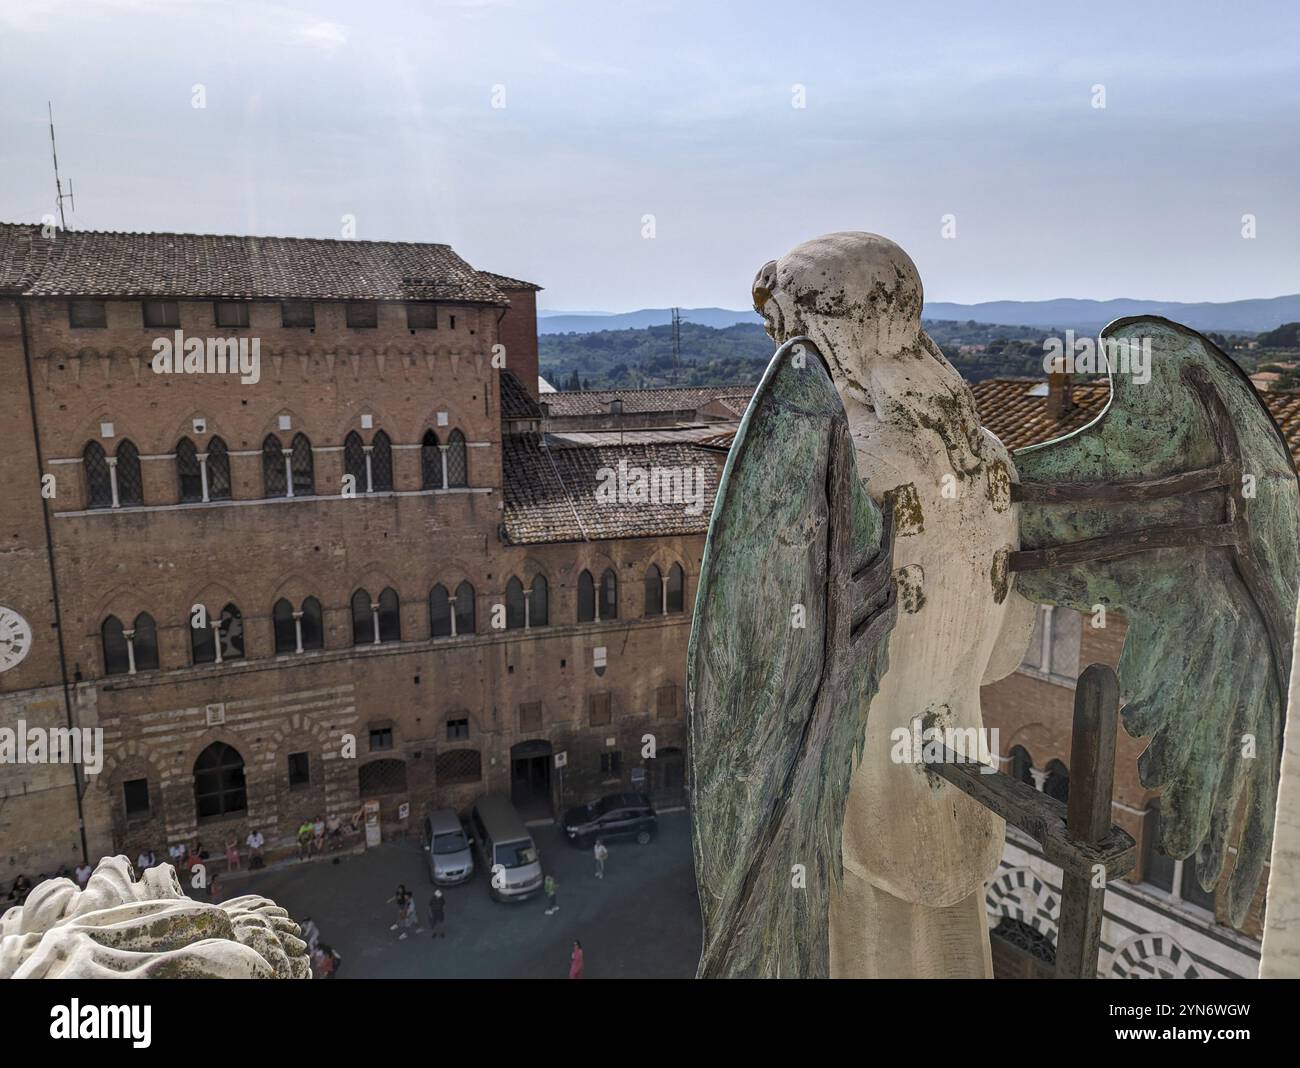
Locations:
48;102;75;231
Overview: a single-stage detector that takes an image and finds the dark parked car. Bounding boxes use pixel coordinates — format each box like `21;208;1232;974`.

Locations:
562;792;657;847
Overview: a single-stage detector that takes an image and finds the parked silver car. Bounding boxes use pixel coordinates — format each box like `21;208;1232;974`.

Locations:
424;808;474;886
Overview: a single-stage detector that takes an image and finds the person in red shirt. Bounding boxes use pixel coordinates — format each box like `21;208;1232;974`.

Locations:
569;940;584;980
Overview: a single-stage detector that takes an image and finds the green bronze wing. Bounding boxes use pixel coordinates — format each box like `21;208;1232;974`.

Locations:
686;336;897;978
1011;316;1300;926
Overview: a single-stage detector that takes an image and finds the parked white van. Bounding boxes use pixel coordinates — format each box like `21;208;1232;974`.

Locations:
469;794;544;902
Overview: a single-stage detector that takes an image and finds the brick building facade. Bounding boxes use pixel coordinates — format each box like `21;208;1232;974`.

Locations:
0;224;726;883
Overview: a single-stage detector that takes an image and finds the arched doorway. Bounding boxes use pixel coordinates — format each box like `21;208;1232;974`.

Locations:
651;746;686;807
990;917;1057;979
194;742;247;820
510;739;552;819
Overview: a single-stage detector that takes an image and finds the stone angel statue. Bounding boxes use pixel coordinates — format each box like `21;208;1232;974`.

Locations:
687;232;1299;978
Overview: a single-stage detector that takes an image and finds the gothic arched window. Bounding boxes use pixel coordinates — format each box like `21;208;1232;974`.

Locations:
578;570;596;623
599;568;618;621
666;562;685;614
372;431;394;491
446;429;468;487
116;440;143;506
132;612;159;671
530;575;548;627
102;615;129;675
644;565;663;617
207;436;232;501
377;587;401;642
84;441;112;508
505;577;526;630
421;430;442;489
430;584;452;638
194;742;247;819
177;437;202;502
343;431;366;490
455;580;476;635
262;434;286;497
290;433;314;496
351;589;372;645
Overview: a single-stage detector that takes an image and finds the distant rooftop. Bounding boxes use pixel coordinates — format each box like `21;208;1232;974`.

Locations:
0;222;535;305
542;385;756;417
502;433;725;544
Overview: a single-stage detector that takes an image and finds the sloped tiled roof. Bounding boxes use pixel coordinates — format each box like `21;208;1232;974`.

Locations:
1265;392;1300;459
479;270;543;291
499;369;542;421
543;386;757;417
501;433;725;544
0;222;522;304
971;377;1300;465
969;378;1111;451
0;222;51;293
547;425;741;447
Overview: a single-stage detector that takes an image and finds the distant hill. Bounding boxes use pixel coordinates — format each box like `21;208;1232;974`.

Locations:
539;316;1268;391
540;295;1300;336
1257;322;1300;348
924;296;1300;334
538;307;763;334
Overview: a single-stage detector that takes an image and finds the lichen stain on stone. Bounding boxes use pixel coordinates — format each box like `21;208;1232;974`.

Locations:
987;459;1011;513
894;564;925;613
888;483;924;536
989;548;1011;604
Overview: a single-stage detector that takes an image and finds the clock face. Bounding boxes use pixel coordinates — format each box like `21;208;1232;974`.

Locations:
0;607;33;672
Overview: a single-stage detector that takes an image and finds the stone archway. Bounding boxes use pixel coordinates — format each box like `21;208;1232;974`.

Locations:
1108;933;1201;979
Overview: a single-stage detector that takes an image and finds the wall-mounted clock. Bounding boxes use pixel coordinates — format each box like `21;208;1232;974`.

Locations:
0;606;33;672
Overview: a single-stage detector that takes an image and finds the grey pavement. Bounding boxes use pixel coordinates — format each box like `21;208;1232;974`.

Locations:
222;810;702;979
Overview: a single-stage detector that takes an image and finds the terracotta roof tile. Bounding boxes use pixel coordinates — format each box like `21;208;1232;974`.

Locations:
501;433;724;544
542;386;756;417
971;377;1300;466
969;378;1111;451
499;369;542;420
478;271;542;291
0;223;512;304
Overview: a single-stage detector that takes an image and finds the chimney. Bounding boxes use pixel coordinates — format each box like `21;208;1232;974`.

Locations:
1047;369;1073;420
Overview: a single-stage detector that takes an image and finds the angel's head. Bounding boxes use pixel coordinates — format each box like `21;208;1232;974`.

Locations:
752;232;924;404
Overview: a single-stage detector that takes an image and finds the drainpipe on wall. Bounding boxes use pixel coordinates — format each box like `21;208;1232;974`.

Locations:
19;298;90;867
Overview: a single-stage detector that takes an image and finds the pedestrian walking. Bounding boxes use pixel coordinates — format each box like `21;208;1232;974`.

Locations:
569;939;584;979
297;820;314;860
300;916;320;954
428;890;446;938
389;883;421;939
544;873;559;914
593;839;608;879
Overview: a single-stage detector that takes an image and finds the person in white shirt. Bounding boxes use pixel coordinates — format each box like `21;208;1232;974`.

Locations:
593;839;608;879
74;862;93;888
168;842;187;871
246;828;265;868
136;849;155;871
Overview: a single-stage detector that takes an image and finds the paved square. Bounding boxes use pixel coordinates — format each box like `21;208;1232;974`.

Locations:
222;810;702;978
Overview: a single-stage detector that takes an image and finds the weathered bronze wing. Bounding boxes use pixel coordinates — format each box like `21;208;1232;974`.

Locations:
1011;316;1300;925
686;336;897;977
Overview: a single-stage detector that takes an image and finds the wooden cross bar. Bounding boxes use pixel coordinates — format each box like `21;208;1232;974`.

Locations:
928;663;1134;978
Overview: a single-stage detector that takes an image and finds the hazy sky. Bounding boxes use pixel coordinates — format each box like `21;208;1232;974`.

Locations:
2;0;1297;309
